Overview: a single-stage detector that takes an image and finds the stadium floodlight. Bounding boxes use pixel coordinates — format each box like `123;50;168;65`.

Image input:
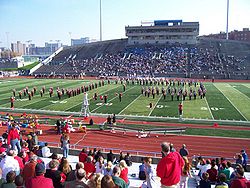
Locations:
99;0;102;41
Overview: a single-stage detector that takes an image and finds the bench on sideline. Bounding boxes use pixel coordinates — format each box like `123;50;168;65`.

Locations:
105;124;187;138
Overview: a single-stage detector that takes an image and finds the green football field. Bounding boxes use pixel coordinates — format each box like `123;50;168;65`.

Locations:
0;78;250;123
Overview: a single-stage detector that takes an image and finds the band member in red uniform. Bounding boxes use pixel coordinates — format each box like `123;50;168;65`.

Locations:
10;96;15;109
178;103;183;116
119;92;122;102
104;95;108;104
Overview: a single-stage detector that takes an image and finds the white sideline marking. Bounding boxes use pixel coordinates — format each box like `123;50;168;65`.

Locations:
204;96;214;120
148;95;162;117
118;94;142;115
215;84;248;121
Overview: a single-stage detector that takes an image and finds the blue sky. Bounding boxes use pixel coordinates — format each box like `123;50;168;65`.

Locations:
0;0;249;47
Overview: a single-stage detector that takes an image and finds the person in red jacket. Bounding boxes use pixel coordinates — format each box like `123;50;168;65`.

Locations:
156;142;184;188
230;167;250;188
84;156;96;179
79;148;88;163
8;125;21;153
25;162;54;188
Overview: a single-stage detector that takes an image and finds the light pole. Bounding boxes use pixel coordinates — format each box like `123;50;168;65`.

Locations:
99;0;102;41
68;32;72;46
226;0;229;40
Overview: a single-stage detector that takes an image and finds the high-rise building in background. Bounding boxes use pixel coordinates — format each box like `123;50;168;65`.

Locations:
11;41;26;55
71;37;90;46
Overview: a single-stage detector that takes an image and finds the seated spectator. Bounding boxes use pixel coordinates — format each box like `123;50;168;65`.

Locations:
112;166;128;188
119;160;129;185
215;173;228;188
103;161;113;176
45;159;65;188
240;149;248;172
22;155;37;183
95;156;105;174
15;175;24;188
199;172;211;188
230;167;250;188
58;157;72;180
25;162;53;188
84;156;96;179
64;168;88;188
66;162;84;181
0;150;20;179
41;143;52;158
87;173;103;188
0;168;6;186
79;148;88;163
101;174;118;188
1;171;16;188
118;152;125;163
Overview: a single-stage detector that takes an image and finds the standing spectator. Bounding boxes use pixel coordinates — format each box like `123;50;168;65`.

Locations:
7;125;21;153
124;153;132;167
111;166;128;188
207;160;218;184
26;162;54;188
180;156;191;188
139;159;146;180
218;163;230;181
1;171;16;188
241;150;248;172
63;168;88;188
179;144;189;157
144;157;157;188
0;150;20;180
42;143;52;158
107;150;116;164
62;134;70;158
156;142;184;188
230;167;250;188
79;148;88;163
119;160;129;186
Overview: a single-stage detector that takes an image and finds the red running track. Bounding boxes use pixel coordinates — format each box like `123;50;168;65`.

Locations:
1;125;249;159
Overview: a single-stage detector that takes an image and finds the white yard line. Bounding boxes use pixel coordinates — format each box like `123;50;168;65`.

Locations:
204;96;214;120
148;95;162;117
91;86;135;112
118;94;142;115
215;85;248;121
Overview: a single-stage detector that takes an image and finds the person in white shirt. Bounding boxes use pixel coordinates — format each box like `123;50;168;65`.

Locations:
42;143;52;158
0;150;20;180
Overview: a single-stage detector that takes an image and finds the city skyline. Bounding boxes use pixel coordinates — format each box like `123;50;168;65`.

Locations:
0;0;249;48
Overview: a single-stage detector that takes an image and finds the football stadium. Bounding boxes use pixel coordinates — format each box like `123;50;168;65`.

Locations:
0;0;250;187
